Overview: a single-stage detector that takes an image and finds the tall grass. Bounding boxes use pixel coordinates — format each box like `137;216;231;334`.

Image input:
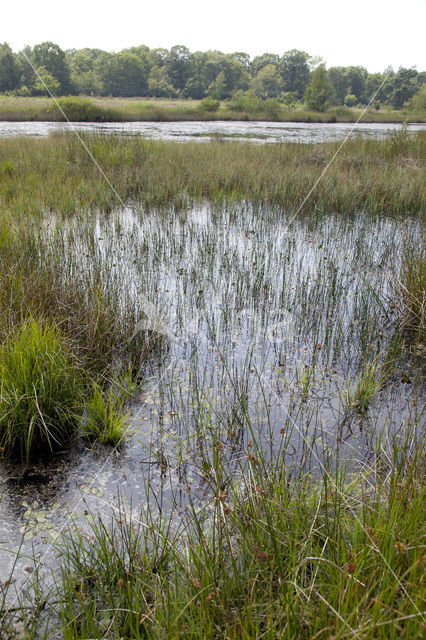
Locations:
0;317;82;461
3;423;424;638
81;375;132;446
0;133;424;215
0;220;157;376
397;245;425;350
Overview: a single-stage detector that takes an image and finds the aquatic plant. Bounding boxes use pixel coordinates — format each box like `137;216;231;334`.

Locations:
397;245;425;349
0;317;82;461
81;376;132;446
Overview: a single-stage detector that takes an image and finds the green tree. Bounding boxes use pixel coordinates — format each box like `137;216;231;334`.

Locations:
390;67;425;108
165;45;193;93
95;52;147;96
251;53;280;76
34;65;60;95
344;94;357;107
183;51;208;99
68;48;104;95
208;70;228;99
230;52;251;69
32;42;71;93
0;43;20;92
328;67;347;104
304;64;335;112
410;83;426;110
147;66;177;97
253;64;283;99
279;49;311;99
344;66;367;103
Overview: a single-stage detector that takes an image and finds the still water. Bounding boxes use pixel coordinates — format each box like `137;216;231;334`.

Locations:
0;203;423;584
0;120;425;142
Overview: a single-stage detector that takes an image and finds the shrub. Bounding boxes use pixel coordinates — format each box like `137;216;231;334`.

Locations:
0;317;82;462
262;98;282;116
344;94;357;107
47;96;106;122
198;97;220;112
227;90;261;113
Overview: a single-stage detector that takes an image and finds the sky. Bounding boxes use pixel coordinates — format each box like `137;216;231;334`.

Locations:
3;0;426;72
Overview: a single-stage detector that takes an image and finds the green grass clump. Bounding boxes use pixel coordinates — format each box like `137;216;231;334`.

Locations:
0;317;82;462
398;245;425;349
81;378;131;446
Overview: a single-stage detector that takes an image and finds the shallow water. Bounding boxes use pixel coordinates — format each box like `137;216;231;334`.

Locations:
0;119;425;142
0;204;424;586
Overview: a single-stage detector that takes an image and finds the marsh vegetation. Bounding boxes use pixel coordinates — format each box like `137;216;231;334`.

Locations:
0;131;424;638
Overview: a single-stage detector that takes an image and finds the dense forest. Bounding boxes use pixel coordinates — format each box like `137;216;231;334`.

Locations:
0;41;425;111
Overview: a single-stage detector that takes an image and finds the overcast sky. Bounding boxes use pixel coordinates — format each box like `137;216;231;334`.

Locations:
3;0;426;72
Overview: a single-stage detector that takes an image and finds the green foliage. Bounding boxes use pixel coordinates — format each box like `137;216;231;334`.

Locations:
279;49;311;99
147;66;177;98
0;42;20;92
410;83;426;110
48;96;106;121
344;93;357;107
81;377;131;446
343;357;391;413
227;89;261;112
32;41;71;94
198;96;220;111
34;65;60;96
253;63;283;99
304;64;335;112
15;433;425;638
94;52;148;97
396;244;425;348
0;317;82;461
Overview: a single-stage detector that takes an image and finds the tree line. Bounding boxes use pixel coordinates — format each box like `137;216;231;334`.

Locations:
0;42;425;111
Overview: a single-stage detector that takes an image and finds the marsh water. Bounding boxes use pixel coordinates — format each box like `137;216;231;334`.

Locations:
0;120;425;142
0;202;423;586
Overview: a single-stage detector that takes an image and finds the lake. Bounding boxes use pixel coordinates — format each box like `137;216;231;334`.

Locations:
0;119;425;142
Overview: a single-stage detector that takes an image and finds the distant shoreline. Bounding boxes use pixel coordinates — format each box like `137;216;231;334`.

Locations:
0;96;425;124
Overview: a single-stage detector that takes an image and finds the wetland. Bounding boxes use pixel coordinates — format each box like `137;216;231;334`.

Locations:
0;130;424;638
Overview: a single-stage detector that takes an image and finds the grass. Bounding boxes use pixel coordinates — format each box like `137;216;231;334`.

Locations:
1;421;424;638
0;95;425;122
81;376;132;446
0;132;424;215
0;128;423;636
0;317;82;462
343;357;392;414
397;244;425;350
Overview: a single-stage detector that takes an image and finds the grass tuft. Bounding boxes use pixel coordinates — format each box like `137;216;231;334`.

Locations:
0;317;82;462
81;376;132;446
